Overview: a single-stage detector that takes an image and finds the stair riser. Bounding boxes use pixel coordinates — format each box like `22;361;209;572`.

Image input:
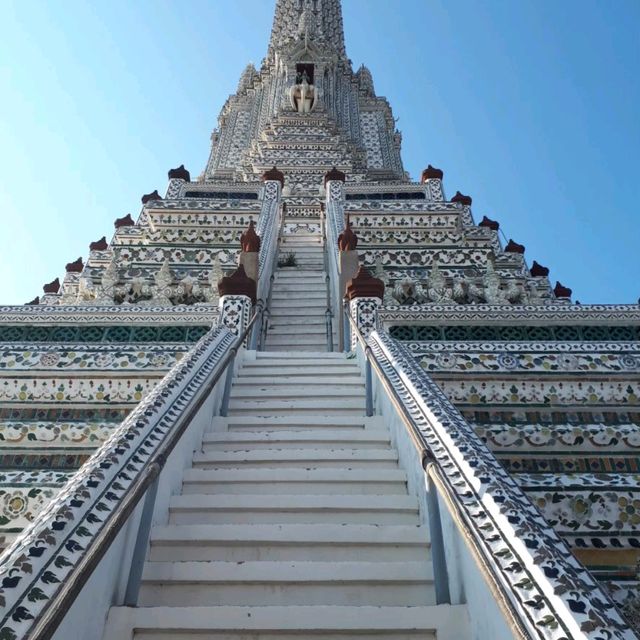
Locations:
202;441;390;451
139;583;433;607
227;409;365;417
202;445;389;452
149;543;427;562
264;340;330;348
238;367;359;376
181;481;408;495
231;378;362;387
265;327;329;335
169;510;418;525
134;632;436;640
229;388;365;398
191;460;399;470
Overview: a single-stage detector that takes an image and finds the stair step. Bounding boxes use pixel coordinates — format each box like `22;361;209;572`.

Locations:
231;376;362;386
168;494;418;525
227;399;365;416
239;366;357;376
265;334;333;343
231;384;363;396
253;351;346;360
149;523;430;561
273;277;326;283
266;325;333;335
191;447;398;469
218;415;382;430
271;293;326;301
203;428;390;448
105;604;468;639
274;269;325;275
268;306;326;313
181;467;407;495
138;561;433;606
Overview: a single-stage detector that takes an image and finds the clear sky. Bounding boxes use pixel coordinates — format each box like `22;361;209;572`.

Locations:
0;0;638;305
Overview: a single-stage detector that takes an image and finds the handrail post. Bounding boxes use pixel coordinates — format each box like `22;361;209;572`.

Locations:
219;353;236;417
123;472;160;606
320;205;334;352
424;463;451;605
342;298;350;352
365;356;373;416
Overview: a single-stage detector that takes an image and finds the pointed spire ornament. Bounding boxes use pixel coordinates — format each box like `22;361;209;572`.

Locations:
337;216;357;251
240;220;261;252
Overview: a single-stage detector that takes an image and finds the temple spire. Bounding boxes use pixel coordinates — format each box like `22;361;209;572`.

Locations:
266;0;347;64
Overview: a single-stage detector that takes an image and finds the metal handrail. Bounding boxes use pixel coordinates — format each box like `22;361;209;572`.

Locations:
343;308;530;638
258;202;286;350
28;305;264;640
319;206;334;352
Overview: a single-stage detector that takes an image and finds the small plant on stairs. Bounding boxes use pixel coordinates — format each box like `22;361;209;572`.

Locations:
277;251;297;267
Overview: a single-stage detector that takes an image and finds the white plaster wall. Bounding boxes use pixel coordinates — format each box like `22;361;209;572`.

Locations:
363;343;516;640
52;348;248;640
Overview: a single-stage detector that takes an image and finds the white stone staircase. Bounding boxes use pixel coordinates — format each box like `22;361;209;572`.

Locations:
103;351;469;639
265;223;335;351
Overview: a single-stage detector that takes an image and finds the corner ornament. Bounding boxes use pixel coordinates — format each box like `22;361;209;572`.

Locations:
218;264;257;305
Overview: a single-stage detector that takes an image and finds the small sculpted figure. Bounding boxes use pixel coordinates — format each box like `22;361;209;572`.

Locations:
392;274;427;305
426;262;453;303
289;71;316;114
152;258;174;306
482;258;509;304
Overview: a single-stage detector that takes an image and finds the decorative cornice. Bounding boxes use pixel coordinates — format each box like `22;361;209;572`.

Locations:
379;303;640;324
0;305;218;325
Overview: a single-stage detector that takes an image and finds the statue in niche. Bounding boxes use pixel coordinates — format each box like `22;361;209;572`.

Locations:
373;255;395;305
289;70;316;113
202;255;223;305
152;258;174;306
503;280;525;304
483;257;509;304
392;274;427;305
426;262;454;303
452;276;485;304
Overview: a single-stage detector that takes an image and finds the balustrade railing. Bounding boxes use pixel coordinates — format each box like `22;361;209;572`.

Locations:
345;302;637;640
251;179;282;350
319;205;334;351
324;180;347;350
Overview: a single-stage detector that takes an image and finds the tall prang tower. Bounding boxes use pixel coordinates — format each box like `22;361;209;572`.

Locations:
0;1;638;638
205;0;404;187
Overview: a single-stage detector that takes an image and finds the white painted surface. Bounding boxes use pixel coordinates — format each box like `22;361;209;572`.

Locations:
101;352;470;639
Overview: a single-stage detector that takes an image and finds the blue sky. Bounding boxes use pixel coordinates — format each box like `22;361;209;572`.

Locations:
0;0;638;304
